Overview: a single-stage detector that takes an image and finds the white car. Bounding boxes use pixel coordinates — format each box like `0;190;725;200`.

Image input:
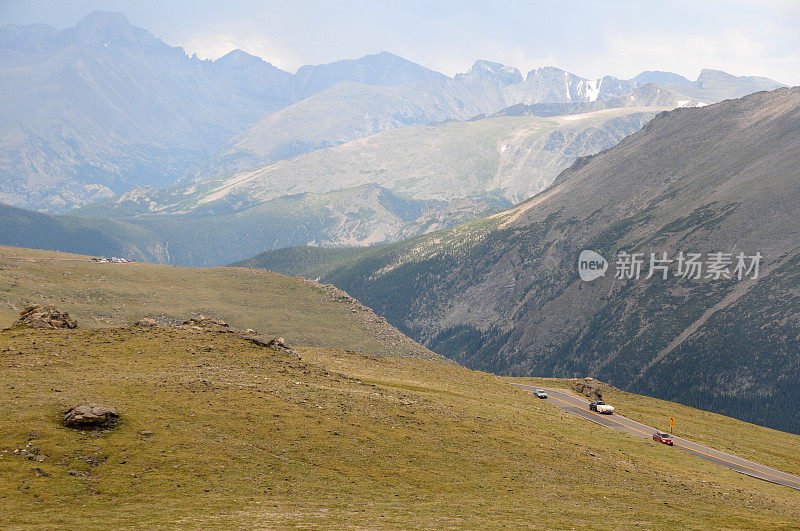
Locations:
589;400;614;414
534;389;548;399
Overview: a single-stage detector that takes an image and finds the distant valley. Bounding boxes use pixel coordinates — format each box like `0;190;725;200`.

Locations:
3;108;660;264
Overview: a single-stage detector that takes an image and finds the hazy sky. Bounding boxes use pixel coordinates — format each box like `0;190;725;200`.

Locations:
2;0;799;85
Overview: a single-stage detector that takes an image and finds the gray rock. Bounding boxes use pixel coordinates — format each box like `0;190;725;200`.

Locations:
238;333;300;359
63;404;119;429
15;305;77;329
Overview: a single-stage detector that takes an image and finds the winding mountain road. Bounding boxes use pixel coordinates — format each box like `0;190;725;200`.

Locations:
513;384;800;491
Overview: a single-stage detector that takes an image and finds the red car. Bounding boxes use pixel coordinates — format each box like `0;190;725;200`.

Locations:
653;432;674;446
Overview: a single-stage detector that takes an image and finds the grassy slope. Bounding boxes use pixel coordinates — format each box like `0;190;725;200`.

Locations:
0;245;435;360
1;327;799;528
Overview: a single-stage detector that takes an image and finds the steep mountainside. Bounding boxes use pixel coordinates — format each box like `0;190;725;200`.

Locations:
0;12;297;211
0;16;444;212
244;87;800;433
92;107;661;216
206;69;661;175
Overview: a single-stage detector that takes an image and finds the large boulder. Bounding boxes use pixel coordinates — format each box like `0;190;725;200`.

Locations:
571;378;604;400
15;305;77;329
63;404;119;429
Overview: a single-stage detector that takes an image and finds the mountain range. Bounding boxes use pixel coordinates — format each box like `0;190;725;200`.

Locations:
0;11;784;212
237;87;800;434
0;107;656;265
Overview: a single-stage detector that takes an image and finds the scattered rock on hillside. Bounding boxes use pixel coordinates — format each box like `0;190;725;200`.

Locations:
134;317;159;327
182;315;229;330
239;331;300;359
63;404;119;429
15;305;77;329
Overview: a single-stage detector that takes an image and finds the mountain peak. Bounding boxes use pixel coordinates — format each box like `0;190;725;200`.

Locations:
456;60;522;86
71;11;158;48
631;70;691;85
694;69;785;97
525;66;574;81
697;68;735;81
216;49;269;66
293;51;445;97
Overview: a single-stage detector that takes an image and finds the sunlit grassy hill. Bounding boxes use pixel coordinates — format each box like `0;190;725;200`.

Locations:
1;326;799;527
0;245;435;359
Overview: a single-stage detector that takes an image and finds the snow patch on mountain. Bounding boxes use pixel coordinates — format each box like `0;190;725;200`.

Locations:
584;79;601;102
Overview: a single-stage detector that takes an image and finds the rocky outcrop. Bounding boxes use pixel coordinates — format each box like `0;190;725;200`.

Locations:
239;332;300;359
182;315;229;330
15;305;77;329
571;378;604;400
134;317;159;327
63;404;119;429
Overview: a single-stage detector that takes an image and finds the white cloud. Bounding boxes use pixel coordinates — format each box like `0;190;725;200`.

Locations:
599;25;800;85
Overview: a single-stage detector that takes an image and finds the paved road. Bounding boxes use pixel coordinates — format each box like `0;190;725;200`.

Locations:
513;383;800;491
